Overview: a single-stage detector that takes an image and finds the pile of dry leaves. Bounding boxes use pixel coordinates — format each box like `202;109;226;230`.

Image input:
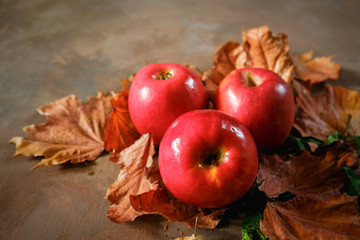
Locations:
11;25;360;239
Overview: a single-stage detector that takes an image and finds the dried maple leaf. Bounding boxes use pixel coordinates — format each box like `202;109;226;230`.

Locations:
293;50;341;84
105;133;159;223
245;25;294;83
294;79;360;140
257;143;360;239
261;190;360;240
257;142;357;198
103;90;140;158
203;25;294;100
10;91;112;168
183;64;203;80
121;74;135;91
130;188;225;229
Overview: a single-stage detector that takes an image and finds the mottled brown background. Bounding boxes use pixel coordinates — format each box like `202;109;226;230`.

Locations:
1;0;359;239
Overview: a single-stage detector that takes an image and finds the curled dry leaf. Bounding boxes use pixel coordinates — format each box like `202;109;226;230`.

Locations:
174;234;205;240
293;50;341;84
103;90;140;159
121;74;135;91
183;64;203;80
106;64;201;157
105;133;159;223
261;190;360;240
203;25;294;100
10;91;112;168
258;143;360;239
245;25;294;83
257;142;357;198
294;79;360;140
130;188;225;229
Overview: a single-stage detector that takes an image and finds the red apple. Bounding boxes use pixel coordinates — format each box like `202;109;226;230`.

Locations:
215;68;295;151
159;109;258;208
128;63;208;145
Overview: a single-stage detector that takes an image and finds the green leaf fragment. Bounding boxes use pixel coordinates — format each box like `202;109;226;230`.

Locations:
289;135;306;150
241;212;269;240
287;135;323;151
324;131;343;145
348;136;360;150
341;166;360;209
342;167;360;197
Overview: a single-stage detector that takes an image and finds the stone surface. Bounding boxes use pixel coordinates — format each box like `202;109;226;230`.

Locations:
1;0;359;239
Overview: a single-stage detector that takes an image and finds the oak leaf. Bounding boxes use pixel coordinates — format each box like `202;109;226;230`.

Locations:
130;188;225;229
105;133;159;223
10;91;112;168
103;90;140;158
203;25;294;100
293;50;341;84
294;79;360;140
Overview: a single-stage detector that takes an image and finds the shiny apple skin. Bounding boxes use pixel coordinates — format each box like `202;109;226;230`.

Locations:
159;109;258;208
215;68;295;152
128;63;208;145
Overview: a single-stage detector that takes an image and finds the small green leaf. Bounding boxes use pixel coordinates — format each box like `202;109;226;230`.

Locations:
286;135;323;152
342;167;360;197
324;131;342;145
323;114;359;147
241;212;269;240
302;136;324;146
348;136;360;150
230;181;269;217
341;166;360;210
289;135;306;150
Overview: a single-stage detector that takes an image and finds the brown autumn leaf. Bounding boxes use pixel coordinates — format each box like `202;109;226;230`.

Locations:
175;234;205;240
105;133;159;223
261;189;360;240
103;90;140;158
245;25;294;83
121;74;135;91
10;91;112;168
294;79;360;140
203;25;294;100
258;143;360;239
293;50;341;84
183;64;204;80
106;64;201;157
257;142;357;198
130;188;225;229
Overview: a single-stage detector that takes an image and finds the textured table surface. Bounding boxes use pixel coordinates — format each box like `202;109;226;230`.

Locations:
1;0;360;239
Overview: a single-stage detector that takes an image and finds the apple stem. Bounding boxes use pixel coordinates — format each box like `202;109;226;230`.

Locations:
153;70;174;80
242;71;257;87
199;149;224;168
